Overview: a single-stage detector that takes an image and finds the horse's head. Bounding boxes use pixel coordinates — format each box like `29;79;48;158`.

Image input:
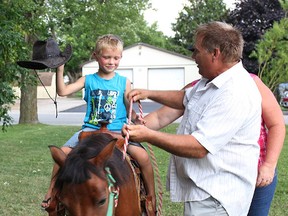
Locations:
49;133;128;216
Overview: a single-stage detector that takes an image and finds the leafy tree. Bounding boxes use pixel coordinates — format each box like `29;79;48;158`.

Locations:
0;0;47;129
226;0;286;75
15;1;49;125
1;0;171;130
0;20;20;130
250;2;288;92
172;0;229;55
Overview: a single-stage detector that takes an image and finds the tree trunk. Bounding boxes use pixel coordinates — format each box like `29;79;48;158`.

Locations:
18;33;39;124
19;73;39;124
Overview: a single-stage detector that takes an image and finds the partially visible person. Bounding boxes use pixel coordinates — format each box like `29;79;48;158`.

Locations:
248;74;285;216
41;34;156;214
122;21;262;216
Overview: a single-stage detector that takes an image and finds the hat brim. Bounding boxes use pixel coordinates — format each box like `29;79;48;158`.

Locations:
17;44;72;70
16;61;48;70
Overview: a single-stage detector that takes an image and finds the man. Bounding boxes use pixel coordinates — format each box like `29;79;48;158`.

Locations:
123;21;262;216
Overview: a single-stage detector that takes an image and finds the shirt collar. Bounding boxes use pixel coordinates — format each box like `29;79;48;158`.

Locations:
204;61;244;89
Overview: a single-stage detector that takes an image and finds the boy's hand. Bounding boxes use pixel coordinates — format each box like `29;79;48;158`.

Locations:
57;64;65;73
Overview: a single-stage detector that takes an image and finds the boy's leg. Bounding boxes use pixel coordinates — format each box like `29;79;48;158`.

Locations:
128;144;156;213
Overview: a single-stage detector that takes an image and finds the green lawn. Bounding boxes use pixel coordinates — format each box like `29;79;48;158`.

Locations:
0;124;287;215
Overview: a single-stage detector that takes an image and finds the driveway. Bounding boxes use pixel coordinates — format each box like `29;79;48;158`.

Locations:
8;98;183;126
7;98;288;126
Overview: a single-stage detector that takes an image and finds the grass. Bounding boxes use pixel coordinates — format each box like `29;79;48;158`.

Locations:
67;90;83;98
0;124;287;215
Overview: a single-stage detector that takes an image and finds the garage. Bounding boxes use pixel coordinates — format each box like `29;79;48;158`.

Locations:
148;67;184;90
115;69;133;85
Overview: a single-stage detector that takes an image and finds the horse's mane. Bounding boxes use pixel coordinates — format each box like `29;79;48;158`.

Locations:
54;133;131;191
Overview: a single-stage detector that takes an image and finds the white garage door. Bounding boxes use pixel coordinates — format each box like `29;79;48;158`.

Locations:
148;68;184;90
116;69;133;84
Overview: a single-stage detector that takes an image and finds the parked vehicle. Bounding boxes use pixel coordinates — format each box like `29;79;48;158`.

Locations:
276;83;288;108
280;91;288;108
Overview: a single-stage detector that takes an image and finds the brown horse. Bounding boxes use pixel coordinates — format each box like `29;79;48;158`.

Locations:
48;132;142;216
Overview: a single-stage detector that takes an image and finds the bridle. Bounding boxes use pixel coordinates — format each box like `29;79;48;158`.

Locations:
52;167;119;216
105;167;119;216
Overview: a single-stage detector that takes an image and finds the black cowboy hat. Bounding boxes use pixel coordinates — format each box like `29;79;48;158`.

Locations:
17;38;72;70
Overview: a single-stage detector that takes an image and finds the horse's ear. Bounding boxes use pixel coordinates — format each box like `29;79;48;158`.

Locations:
48;145;67;167
90;139;117;166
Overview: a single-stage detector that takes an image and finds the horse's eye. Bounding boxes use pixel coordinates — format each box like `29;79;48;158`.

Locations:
98;198;106;206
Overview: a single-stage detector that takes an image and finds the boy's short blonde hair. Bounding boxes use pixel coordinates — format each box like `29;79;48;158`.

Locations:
94;34;124;57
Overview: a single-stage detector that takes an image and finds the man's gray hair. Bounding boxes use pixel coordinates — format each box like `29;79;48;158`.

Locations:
194;21;244;63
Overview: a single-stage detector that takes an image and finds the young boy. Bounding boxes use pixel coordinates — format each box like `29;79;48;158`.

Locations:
42;34;156;214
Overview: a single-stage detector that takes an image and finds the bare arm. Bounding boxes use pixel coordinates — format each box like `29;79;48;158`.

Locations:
122;124;208;158
142;81;197;130
128;89;185;110
122;79;208;157
144;106;184;130
254;76;286;186
56;65;85;96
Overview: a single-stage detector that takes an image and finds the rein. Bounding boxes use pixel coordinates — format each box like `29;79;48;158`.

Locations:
123;96;133;159
124;99;163;216
105;167;119;216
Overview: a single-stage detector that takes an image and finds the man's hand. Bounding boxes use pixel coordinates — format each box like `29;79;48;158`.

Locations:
131;114;146;125
122;124;150;143
128;89;150;102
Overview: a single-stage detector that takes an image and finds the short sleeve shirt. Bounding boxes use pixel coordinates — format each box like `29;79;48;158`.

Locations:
166;62;262;216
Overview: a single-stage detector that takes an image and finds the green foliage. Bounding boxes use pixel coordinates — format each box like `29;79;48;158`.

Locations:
0;82;16;131
0;1;27;130
280;0;288;10
251;18;288;92
0;0;52;128
226;0;286;74
270;125;288;215
172;0;228;54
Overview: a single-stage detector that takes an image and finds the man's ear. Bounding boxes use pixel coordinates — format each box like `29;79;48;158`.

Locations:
212;48;221;61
